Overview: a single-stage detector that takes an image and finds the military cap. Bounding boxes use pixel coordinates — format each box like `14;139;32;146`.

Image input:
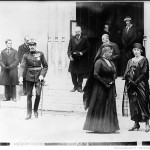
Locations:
29;41;37;45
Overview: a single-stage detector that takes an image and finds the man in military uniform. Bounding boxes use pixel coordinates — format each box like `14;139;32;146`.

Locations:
19;41;48;120
18;35;31;95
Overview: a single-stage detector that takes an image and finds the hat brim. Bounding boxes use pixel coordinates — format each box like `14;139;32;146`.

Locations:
101;43;113;49
29;42;36;45
124;18;131;21
124;19;131;21
132;43;143;50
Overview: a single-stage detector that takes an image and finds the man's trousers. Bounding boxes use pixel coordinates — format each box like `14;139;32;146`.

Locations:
71;72;84;88
26;80;42;115
23;78;27;95
5;85;16;100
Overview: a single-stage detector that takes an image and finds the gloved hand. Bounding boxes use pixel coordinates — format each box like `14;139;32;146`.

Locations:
79;52;83;56
19;76;23;84
75;52;81;56
39;75;44;81
130;80;137;86
109;80;115;85
105;84;110;88
5;66;11;70
69;55;74;61
94;75;110;89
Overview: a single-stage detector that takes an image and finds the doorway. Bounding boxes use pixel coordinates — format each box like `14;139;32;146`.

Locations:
76;2;144;76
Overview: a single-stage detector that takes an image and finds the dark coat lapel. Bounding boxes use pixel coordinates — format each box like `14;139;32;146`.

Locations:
23;43;29;50
4;48;7;55
73;36;84;50
4;48;9;55
4;48;13;56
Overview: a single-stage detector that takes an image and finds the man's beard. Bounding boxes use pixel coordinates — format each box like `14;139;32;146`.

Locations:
30;49;35;53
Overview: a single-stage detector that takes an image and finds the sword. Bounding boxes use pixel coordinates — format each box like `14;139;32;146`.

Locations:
40;80;45;116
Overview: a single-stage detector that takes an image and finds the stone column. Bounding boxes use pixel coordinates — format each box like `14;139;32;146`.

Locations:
144;2;150;64
46;2;76;89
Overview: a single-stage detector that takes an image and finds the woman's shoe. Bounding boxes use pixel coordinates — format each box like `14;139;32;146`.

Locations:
128;124;140;131
145;125;150;132
12;98;17;102
145;128;149;132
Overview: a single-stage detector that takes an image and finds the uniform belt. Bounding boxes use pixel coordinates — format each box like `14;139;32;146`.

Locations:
28;67;41;70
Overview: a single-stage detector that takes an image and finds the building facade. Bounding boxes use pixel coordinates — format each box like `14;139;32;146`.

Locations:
0;1;150;87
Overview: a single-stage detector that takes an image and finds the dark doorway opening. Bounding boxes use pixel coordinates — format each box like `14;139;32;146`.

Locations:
76;2;144;76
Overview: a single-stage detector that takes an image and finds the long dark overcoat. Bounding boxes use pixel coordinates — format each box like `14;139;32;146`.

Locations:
0;48;19;85
18;43;29;78
122;25;137;48
67;35;90;74
121;25;137;74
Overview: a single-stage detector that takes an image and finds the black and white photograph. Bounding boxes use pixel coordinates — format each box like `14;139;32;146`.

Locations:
0;1;150;149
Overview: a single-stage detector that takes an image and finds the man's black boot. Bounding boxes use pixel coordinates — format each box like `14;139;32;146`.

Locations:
34;111;38;118
70;87;77;92
26;97;32;120
77;87;83;93
25;113;32;120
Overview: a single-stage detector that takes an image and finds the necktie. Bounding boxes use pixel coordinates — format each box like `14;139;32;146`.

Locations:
7;49;10;55
127;27;129;33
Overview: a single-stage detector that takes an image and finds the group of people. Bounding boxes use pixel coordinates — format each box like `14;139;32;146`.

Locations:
83;42;150;133
0;16;149;132
68;16;140;93
0;36;48;120
100;16;141;76
67;17;150;133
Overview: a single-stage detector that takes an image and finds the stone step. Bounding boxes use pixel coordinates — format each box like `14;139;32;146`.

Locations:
0;77;125;115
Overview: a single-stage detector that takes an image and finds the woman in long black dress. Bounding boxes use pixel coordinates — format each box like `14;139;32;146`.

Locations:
83;44;119;133
122;43;150;132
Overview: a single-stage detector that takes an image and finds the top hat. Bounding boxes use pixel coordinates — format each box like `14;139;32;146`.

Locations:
124;16;132;22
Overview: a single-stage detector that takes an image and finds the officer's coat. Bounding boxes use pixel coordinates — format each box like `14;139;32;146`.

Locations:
20;51;48;82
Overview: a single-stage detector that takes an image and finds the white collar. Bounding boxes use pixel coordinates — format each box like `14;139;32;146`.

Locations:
76;35;81;39
132;56;143;62
126;24;132;28
103;57;112;67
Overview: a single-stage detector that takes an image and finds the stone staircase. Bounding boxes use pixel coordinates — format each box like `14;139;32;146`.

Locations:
39;70;125;115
